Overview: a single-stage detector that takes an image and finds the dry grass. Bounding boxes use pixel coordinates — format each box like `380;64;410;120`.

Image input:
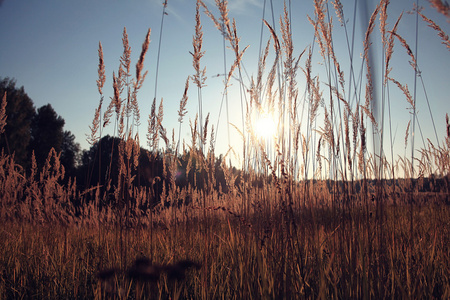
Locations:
1;0;449;299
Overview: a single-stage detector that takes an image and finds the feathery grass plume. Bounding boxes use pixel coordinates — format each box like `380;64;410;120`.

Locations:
209;124;215;154
192;0;206;89
130;28;151;130
379;0;390;49
316;136;323;177
226;44;249;86
260;145;280;192
130;91;141;128
97;42;106;95
429;0;450;19
315;0;345;90
385;12;403;82
135;28;151;86
147;98;159;154
40;148;64;183
363;2;380;110
257;39;271;94
360;104;378;129
203;0;247;74
156;99;169;149
120;28;132;83
157;98;164;132
317;106;334;150
265;56;278;113
388;77;415;111
178;77;190;124
202;113;210;147
405;120;411;149
418;11;450;50
225;41;249;84
309;0;327;58
388;31;417;70
159;123;169;149
0;92;6;135
103;71;123;129
302;46;313;91
189;115;198;152
87;98;102;145
118;28;134;139
280;2;294;77
199;0;224;36
125;133;134;162
87;42;108;144
332;0;344;25
118;102;125;139
332;86;353;161
332;52;345;91
309;76;322;125
280;3;304;141
133;133;140;169
177;77;190;152
192;0;206;156
229;18;242;60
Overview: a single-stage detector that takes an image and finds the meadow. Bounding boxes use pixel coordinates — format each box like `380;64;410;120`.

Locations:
1;0;449;299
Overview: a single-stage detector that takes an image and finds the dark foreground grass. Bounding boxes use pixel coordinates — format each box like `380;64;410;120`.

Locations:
1;202;449;299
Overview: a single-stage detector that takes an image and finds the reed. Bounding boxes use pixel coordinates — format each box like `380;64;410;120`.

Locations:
0;0;449;299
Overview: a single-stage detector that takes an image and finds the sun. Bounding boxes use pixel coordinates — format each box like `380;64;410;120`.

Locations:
255;114;276;140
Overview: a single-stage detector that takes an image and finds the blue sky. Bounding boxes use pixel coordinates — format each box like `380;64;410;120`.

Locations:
1;0;449;173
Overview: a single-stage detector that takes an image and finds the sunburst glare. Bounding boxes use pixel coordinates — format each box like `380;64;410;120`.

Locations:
255;114;276;140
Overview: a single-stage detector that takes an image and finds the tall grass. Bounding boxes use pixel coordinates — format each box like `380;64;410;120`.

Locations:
1;0;449;299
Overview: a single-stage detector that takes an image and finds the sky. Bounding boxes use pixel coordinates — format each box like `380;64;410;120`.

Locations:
0;0;449;174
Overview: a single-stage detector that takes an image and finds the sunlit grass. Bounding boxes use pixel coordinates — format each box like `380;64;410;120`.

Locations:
0;0;449;299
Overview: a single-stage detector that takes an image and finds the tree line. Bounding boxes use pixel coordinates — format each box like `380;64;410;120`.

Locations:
0;78;79;175
0;77;239;206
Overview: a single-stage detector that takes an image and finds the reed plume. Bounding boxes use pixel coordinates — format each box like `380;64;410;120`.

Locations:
419;10;450;50
332;0;344;25
363;2;380;110
385;12;403;82
388;31;417;71
192;0;206;89
388;77;415;111
429;0;450;19
135;28;151;86
97;42;106;95
178;77;189;125
87;98;102;145
405;120;411;149
87;42;107;145
147;97;159;154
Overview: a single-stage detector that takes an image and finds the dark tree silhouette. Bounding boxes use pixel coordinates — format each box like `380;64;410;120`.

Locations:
61;130;80;177
0;78;35;167
77;135;121;190
76;135;166;207
30;104;65;169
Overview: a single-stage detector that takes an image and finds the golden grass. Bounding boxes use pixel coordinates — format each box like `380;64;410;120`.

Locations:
1;203;449;299
1;0;450;298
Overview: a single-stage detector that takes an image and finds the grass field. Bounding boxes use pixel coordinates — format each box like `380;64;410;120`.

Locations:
1;0;449;299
